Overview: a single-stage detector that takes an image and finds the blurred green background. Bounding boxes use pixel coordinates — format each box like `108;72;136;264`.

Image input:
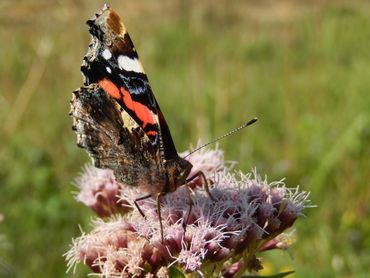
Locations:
1;0;369;277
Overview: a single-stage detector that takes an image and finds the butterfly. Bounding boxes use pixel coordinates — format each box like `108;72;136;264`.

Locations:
70;5;210;238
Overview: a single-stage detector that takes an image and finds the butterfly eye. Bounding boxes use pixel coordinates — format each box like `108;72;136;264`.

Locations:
176;169;184;178
177;170;184;178
178;168;189;181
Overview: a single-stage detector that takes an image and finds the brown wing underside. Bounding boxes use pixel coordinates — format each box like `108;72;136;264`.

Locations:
70;84;166;194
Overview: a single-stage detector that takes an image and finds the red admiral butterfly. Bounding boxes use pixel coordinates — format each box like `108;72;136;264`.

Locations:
70;5;257;239
70;5;207;234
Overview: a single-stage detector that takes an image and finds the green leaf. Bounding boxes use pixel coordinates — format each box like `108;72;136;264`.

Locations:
242;270;295;278
169;266;185;278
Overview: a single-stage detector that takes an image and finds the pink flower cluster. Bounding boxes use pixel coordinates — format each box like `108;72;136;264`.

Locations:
66;146;310;277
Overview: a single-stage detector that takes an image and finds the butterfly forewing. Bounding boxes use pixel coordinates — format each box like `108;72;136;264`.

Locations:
81;6;179;161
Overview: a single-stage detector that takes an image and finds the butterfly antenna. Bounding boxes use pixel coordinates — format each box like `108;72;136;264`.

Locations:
184;117;258;158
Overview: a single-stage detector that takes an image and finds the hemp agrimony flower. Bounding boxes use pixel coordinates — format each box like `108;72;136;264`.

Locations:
66;147;310;277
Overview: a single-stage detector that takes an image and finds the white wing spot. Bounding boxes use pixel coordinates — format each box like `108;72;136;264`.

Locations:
117;55;144;73
106;67;112;73
102;49;112;60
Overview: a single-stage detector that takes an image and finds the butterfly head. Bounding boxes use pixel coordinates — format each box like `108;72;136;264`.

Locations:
164;158;193;193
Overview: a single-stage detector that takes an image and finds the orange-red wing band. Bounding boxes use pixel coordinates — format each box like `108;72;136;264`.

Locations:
98;78;121;99
120;88;155;129
98;78;157;136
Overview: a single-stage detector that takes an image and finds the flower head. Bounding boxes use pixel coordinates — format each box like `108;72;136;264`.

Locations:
67;147;311;277
74;165;127;217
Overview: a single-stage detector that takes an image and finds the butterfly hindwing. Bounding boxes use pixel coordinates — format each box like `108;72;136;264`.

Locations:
70;84;168;194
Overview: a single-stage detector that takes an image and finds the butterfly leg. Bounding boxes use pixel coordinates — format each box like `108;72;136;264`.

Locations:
186;171;216;201
156;192;166;243
134;194;152;218
182;183;194;233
